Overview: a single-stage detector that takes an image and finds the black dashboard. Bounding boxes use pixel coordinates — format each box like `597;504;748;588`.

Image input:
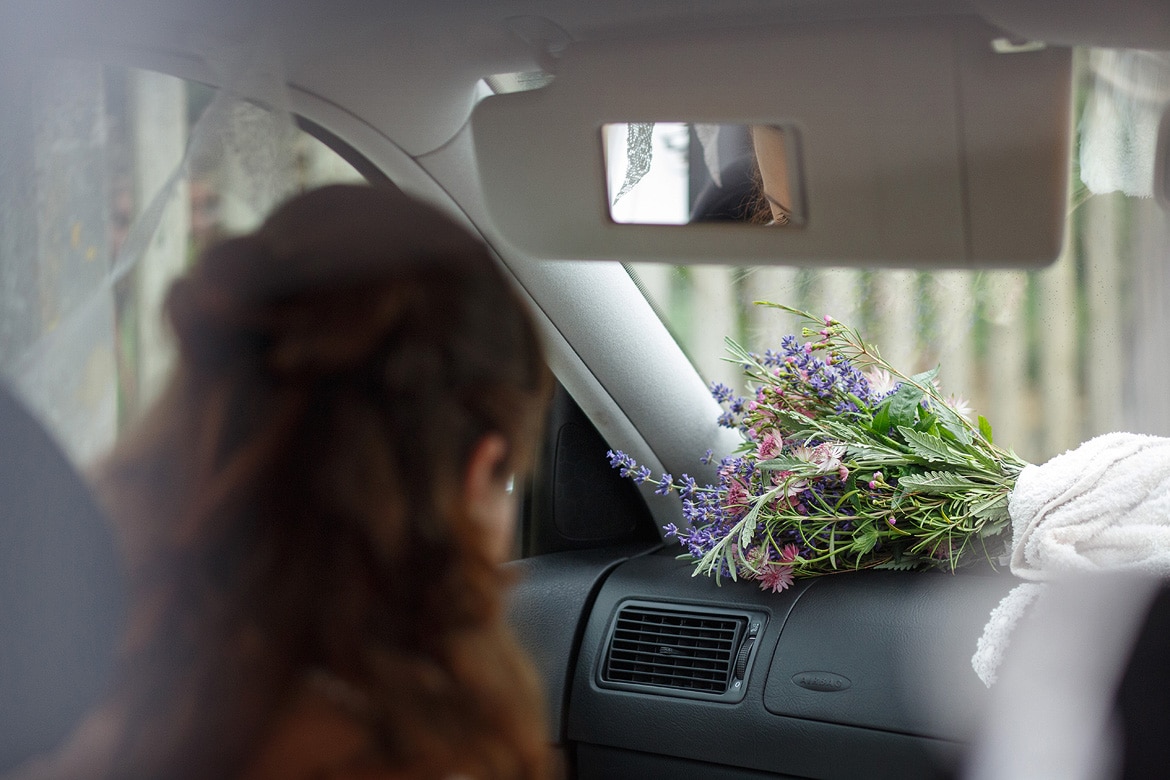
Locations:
511;547;1015;779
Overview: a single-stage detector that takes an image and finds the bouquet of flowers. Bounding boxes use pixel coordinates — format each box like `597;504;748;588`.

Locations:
607;304;1028;592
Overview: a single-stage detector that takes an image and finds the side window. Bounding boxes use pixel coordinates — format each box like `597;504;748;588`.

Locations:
0;62;365;464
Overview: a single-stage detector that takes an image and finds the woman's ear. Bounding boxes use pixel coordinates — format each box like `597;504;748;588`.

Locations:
463;433;517;562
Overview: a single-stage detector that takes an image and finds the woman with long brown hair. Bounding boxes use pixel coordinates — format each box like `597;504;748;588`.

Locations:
22;184;554;779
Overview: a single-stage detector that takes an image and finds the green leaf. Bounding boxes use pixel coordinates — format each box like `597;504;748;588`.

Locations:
845;443;906;462
897;426;970;466
935;405;973;445
887;383;925;429
873;558;926;571
965;445;1002;472
978;415;994;444
850;527;879;555
694;533;733;579
914;410;938;433
756;456;811;472
897;470;979;493
978;518;1011;539
909;367;941;388
738;520;755;553
870;402;892;436
733;486;782;555
969;492;1010;521
723;542;738;582
722;336;753;365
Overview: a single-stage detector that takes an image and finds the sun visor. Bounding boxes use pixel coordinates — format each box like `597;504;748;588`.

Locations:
471;16;1071;268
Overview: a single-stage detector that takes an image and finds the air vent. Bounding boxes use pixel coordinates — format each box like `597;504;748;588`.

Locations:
600;602;760;700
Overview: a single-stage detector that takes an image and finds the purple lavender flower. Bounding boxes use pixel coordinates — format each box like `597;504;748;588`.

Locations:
655;473;674;495
709;381;735;404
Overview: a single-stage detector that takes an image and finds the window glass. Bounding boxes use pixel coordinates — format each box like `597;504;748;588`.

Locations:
627;49;1170;465
0;63;364;464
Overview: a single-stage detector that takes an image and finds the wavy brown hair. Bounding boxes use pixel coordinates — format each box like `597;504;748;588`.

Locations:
93;184;554;779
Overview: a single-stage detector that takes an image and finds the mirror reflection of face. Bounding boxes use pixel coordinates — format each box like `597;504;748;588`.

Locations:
603;122;802;226
751;125;794;226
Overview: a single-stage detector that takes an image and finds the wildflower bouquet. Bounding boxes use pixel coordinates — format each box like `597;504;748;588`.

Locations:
607;304;1028;592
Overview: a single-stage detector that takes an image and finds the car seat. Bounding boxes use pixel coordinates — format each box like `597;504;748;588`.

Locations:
0;384;126;771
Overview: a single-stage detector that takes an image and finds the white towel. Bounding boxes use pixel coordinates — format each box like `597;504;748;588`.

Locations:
972;432;1170;686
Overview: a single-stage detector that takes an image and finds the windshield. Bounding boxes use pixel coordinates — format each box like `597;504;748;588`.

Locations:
625;48;1170;465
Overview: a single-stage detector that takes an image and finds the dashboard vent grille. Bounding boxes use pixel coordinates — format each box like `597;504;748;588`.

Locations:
602;605;745;694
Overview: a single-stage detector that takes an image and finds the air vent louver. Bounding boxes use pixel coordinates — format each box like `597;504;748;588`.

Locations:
602;605;746;695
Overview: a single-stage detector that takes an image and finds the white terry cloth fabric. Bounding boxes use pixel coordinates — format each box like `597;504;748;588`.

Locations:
972;432;1170;686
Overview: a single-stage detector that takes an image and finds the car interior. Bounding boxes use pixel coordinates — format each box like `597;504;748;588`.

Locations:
2;0;1170;777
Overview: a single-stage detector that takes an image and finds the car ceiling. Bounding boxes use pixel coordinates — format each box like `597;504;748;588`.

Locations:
6;0;1168;151
7;0;1152;159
